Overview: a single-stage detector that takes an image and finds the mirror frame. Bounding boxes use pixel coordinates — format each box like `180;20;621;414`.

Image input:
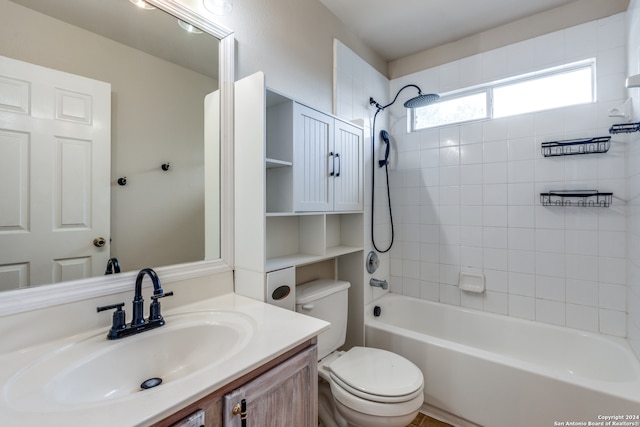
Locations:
0;0;234;316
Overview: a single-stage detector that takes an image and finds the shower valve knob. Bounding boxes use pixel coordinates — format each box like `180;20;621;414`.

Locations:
366;251;380;274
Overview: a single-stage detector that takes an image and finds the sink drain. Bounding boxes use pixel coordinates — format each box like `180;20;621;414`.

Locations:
140;377;163;390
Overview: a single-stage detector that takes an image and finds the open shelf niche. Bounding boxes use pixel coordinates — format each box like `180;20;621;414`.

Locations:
265;91;294;213
265;213;363;272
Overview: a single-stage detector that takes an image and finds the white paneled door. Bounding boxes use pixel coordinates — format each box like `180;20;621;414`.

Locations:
0;56;111;289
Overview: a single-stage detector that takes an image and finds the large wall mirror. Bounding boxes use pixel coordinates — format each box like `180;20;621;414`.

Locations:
0;0;233;312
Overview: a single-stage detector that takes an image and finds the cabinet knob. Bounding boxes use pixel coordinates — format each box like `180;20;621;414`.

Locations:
232;403;242;415
232;399;247;426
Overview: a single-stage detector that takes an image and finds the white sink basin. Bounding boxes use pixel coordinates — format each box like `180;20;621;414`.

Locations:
5;310;255;410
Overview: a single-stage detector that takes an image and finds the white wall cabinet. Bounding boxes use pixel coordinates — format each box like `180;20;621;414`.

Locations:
267;100;362;214
292;104;362;212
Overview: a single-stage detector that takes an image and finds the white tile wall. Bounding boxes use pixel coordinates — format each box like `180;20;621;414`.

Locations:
386;14;628;337
335;12;635;346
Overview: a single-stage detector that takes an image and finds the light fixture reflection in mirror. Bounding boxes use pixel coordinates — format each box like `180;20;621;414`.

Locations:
0;0;222;291
178;19;203;34
130;0;156;10
203;0;232;15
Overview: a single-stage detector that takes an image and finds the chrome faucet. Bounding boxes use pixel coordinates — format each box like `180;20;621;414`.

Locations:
97;268;173;340
370;278;388;290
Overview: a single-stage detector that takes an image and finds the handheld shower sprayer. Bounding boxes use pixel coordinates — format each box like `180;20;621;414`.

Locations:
369;84;440;253
379;130;390;168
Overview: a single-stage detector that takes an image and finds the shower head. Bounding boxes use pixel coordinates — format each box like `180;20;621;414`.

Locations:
369;84;439;112
403;92;440;109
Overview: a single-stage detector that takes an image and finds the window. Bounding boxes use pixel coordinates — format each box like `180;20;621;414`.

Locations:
493;65;594;118
414;91;488;129
411;59;595;131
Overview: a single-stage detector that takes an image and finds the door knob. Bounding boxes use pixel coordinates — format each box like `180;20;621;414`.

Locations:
93;237;107;248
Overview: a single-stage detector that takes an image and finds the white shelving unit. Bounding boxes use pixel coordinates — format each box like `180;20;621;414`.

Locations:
234;72;365;321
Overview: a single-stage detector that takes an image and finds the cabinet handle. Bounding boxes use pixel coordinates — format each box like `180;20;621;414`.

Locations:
232;399;247;427
335;153;341;177
329;152;335;176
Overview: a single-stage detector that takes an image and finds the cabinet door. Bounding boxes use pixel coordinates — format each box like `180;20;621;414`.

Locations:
223;346;318;427
333;120;363;211
293;104;334;212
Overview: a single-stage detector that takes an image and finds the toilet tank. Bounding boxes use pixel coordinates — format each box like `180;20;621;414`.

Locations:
295;279;351;360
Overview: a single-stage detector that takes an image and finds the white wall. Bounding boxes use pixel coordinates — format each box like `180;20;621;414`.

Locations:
626;0;640;357
389;0;629;79
180;0;387;113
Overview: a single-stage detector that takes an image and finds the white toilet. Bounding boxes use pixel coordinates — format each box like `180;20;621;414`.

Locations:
295;279;424;427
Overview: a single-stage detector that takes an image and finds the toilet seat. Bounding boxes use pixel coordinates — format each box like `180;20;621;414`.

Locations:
330;373;423;403
329;377;425;418
326;346;424;404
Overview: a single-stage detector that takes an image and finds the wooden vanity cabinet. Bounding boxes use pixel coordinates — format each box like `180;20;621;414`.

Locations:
151;340;317;427
223;342;317;426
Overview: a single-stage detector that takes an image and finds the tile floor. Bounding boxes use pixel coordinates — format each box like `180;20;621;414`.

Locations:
407;412;453;427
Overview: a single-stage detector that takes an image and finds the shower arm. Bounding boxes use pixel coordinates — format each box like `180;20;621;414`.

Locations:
370;84;422;112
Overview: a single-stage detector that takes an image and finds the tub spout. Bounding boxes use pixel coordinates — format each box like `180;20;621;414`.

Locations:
370;278;388;290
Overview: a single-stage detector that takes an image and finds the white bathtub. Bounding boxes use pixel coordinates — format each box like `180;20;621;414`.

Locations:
365;294;640;427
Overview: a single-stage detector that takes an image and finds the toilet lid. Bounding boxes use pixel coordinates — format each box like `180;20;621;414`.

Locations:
327;347;423;400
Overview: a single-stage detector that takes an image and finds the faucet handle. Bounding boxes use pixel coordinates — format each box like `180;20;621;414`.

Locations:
152;291;174;300
97;303;127;338
149;291;174;321
96;302;125;313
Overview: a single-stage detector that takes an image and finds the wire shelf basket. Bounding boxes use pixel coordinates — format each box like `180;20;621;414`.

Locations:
541;137;611;157
540;190;613;207
609;122;640;134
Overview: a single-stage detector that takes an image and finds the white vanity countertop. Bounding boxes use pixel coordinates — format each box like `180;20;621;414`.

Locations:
0;292;329;426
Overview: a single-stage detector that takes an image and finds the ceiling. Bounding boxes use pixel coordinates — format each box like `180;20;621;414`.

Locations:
319;0;579;61
8;0;219;78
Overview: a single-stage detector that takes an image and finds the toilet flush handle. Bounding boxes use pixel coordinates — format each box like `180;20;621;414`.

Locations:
301;304;314;311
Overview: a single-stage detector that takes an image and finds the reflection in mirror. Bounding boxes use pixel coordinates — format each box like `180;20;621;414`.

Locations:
0;0;221;291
